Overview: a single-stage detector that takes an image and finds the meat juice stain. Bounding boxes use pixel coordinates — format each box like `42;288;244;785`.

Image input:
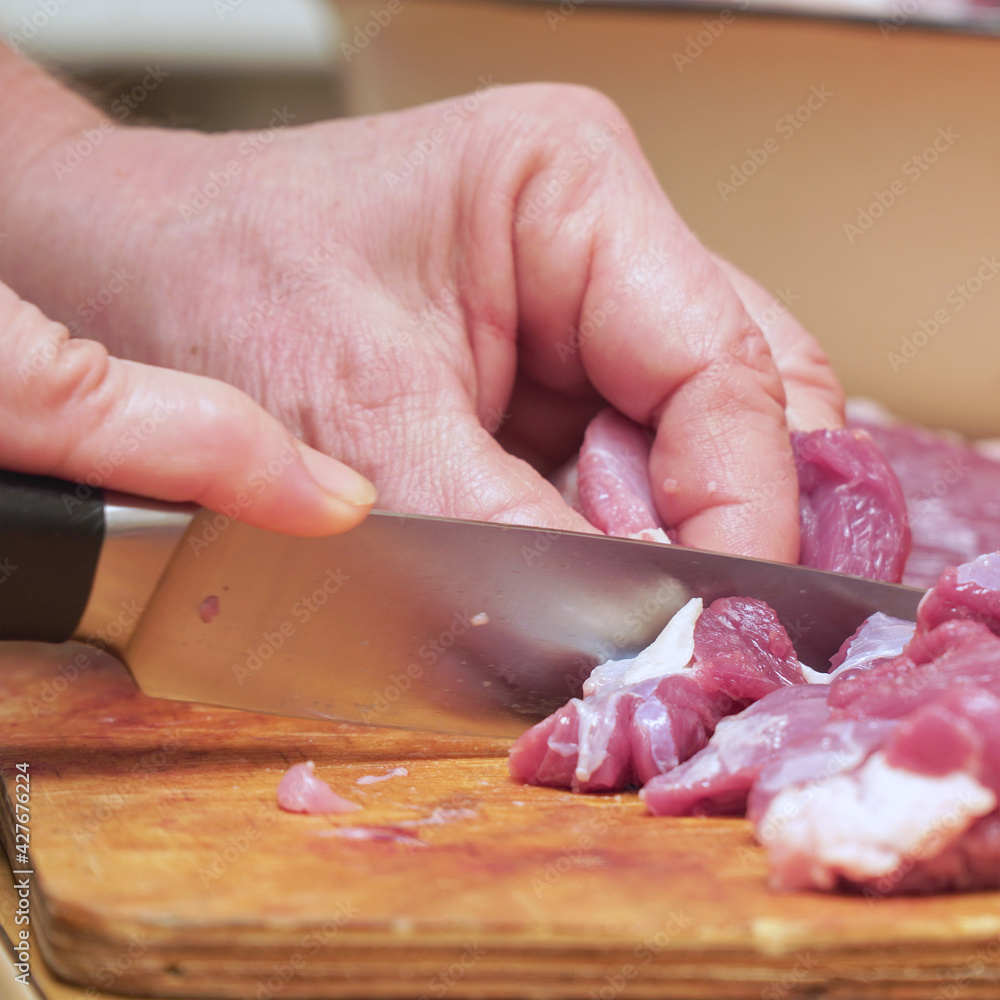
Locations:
198;595;221;624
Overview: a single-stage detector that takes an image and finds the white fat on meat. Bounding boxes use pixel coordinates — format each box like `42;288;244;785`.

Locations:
573;598;703;784
799;612;917;686
629;527;671;545
583;598;703;699
759;751;997;890
277;761;360;815
574;690;631;785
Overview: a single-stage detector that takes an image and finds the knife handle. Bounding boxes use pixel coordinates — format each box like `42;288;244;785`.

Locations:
0;470;196;651
0;470;105;642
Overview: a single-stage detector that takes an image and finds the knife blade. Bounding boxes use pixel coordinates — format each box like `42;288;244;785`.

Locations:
1;471;924;738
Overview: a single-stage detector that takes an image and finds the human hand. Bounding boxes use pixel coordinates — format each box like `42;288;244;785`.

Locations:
0;279;375;535
0;59;842;560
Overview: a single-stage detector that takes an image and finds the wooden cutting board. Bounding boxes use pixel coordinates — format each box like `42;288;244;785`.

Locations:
1;640;998;999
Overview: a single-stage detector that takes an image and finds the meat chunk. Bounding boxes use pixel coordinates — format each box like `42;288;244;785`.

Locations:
749;559;1000;894
536;395;1000;895
517;549;1000;895
792;429;910;583
848;398;1000;589
916;550;1000;637
576;409;665;539
508;597;806;793
639;685;836;817
641;610;909;819
277;761;360;815
753;686;1000;894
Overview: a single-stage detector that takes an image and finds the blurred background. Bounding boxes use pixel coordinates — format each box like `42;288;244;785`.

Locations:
2;0;998;436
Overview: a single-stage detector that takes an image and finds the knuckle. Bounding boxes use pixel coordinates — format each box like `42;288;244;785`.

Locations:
38;336;113;412
494;82;632;148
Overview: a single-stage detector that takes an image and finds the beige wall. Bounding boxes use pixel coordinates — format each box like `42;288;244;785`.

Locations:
338;1;1000;436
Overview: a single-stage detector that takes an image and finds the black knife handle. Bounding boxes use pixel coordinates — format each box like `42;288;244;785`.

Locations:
0;470;105;642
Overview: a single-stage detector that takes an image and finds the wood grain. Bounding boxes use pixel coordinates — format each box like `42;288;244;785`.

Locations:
1;640;998;999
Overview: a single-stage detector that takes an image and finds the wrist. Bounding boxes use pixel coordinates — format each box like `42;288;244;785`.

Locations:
0;47;221;352
0;42;106;186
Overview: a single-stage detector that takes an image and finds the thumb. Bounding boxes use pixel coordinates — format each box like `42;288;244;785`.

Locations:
1;284;376;535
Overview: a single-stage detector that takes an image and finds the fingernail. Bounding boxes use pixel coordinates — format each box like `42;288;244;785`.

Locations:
297;442;377;508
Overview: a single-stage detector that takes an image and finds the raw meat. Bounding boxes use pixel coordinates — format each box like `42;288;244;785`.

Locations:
847;398;1000;588
827;612;916;679
198;596;220;623
749;565;999;893
576;409;664;539
640;613;913;818
753;686;1000;894
508;597;808;792
569;400;1000;589
277;761;360;815
638;686;836;817
527;397;1000;894
512;550;1000;894
793;429;910;582
570;408;910;581
915;551;1000;638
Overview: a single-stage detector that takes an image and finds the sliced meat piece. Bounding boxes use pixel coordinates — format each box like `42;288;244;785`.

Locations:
793;428;911;583
576;409;664;538
641;685;834;817
752;659;1000;894
509;597;804;792
691;597;804;699
848;398;1000;589
277;761;360;815
827;612;915;678
758;752;996;893
916;550;1000;637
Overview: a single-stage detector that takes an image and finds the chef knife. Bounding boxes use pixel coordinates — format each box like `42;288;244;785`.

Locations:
0;470;924;738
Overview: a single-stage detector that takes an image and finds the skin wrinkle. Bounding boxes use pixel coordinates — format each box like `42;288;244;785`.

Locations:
454;132;521;430
511;162;602;393
712;255;843;433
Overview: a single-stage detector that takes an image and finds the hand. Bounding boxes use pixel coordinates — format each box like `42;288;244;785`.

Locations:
0;279;375;535
0;55;842;560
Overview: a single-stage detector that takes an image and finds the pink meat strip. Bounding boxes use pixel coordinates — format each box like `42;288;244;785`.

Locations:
508;597;806;793
277;761;360;815
576;409;664;537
